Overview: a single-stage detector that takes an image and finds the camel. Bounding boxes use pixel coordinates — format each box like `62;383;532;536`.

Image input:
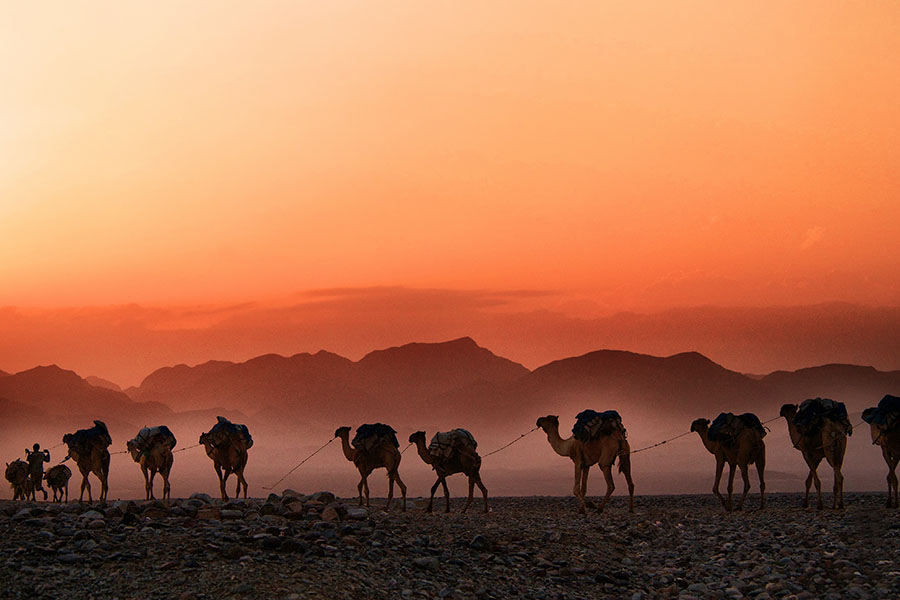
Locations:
690;416;766;511
199;417;251;501
44;464;72;503
127;426;176;502
862;404;900;509
335;425;407;512
5;460;32;501
63;420;112;503
780;403;850;509
536;415;635;514
408;430;488;513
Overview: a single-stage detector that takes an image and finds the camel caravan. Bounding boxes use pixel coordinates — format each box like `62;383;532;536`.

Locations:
5;395;900;512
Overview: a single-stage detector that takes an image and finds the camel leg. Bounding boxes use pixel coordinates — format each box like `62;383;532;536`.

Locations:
736;463;751;511
162;472;170;503
463;477;475;513
386;471;395;511
890;459;899;509
441;477;451;514
363;476;371;508
596;464;616;513
755;447;766;510
581;465;596;510
427;478;441;513
573;461;587;514
725;462;736;512
215;464;228;501
476;475;489;513
144;466;152;500
395;472;407;512
833;465;844;510
712;456;727;510
357;476;366;507
812;469;823;510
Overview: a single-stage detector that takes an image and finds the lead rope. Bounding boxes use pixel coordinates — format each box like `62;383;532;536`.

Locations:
261;438;335;491
482;426;540;458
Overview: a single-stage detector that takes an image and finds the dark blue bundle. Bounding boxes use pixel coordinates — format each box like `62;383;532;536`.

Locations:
737;413;766;436
353;423;399;448
573;409;623;441
795;398;850;433
862;394;900;428
708;412;766;442
211;417;253;449
65;420;112;450
156;425;177;449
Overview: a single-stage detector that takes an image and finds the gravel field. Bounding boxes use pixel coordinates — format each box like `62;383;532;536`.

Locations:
1;492;898;600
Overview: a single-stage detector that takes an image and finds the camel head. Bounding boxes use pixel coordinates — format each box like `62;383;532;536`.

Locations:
408;431;427;445
536;415;559;432
334;426;351;439
62;433;72;446
779;404;798;419
690;418;710;433
126;439;140;461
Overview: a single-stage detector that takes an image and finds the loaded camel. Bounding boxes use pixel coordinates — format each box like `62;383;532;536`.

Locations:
127;426;176;502
44;464;72;503
780;402;851;510
862;396;900;509
536;414;634;514
63;420;112;503
199;417;251;501
408;429;488;513
335;425;407;512
690;415;766;511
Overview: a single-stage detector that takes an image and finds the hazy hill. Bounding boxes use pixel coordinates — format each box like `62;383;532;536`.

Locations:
85;375;123;391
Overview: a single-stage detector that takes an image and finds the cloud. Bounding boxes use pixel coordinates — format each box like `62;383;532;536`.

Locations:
801;226;825;250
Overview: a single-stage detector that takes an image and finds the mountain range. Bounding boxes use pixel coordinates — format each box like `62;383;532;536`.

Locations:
2;337;898;498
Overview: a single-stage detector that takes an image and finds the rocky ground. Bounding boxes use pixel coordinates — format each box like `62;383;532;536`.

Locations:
0;492;898;600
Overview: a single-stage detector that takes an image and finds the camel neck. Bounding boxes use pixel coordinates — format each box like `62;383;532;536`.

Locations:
694;428;718;455
544;426;575;458
782;416;802;448
338;434;357;461
413;439;434;465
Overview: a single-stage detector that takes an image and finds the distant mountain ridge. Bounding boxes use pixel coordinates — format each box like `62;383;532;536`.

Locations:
4;339;900;440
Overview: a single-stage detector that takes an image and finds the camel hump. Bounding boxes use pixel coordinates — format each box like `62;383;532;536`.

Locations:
709;412;766;442
428;428;478;457
863;395;900;430
66;421;113;454
208;418;253;449
353;423;399;450
795;398;852;435
573;409;625;442
131;425;178;452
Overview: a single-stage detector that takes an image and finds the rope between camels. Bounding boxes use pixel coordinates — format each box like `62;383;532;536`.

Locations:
630;430;693;454
173;443;202;454
261;438;335;491
482;426;540;458
400;442;414;455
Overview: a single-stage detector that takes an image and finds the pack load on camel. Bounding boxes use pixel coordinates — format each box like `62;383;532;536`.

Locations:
207;416;253;449
63;420;112;458
352;423;400;452
129;426;177;458
428;428;477;459
707;412;767;444
5;459;31;501
794;398;853;436
862;394;900;430
572;409;626;442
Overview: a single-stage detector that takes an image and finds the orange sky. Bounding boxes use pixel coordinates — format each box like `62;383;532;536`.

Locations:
2;2;899;375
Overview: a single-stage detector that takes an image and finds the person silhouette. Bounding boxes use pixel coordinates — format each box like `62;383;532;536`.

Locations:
25;443;50;501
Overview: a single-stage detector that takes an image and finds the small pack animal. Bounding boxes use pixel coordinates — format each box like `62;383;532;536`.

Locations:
708;412;767;443
353;423;400;452
862;394;900;431
428;429;477;459
572;409;626;442
208;417;253;449
794;398;852;436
